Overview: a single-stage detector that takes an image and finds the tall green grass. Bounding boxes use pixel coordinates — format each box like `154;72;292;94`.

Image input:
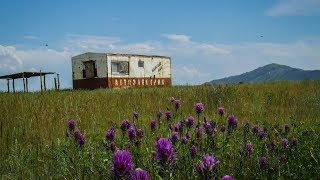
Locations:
0;81;319;179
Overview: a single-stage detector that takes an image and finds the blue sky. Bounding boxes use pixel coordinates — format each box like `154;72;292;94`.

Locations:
1;0;320;90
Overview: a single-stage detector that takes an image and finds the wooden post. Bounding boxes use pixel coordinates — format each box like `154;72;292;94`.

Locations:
23;73;26;92
40;71;43;91
12;79;15;93
57;73;60;90
7;79;9;93
43;74;46;91
26;77;29;92
54;78;57;90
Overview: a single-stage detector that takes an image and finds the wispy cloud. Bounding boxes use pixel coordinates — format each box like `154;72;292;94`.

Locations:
66;34;121;54
163;34;191;42
266;0;320;16
23;35;40;40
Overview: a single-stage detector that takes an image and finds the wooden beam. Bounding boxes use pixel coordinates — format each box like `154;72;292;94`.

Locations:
22;74;26;92
7;79;9;93
26;78;29;92
40;71;43;91
54;78;57;90
57;73;60;90
12;79;15;93
43;74;46;91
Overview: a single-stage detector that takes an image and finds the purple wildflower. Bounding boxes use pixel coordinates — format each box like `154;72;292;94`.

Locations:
228;115;238;127
150;119;157;131
128;126;137;140
120;120;131;132
68;119;76;130
112;150;135;178
222;175;235;180
165;111;172;121
182;133;190;143
170;132;179;143
186;116;195;127
137;128;144;138
259;156;268;168
105;127;116;141
252;125;259;134
196;162;205;174
196;154;220;174
284;124;290;132
258;130;266;139
131;168;149;180
77;133;85;147
174;99;181;110
217;107;225;116
195;127;204;138
204;122;214;134
282;139;289;149
172;122;182;132
195;102;205;114
245;143;254;155
190;145;198;157
74;129;82;141
155;138;176;164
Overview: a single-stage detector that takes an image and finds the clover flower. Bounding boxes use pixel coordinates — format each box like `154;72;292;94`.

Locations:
222;175;235;180
111;150;135;178
105;127;116;141
186;116;195;127
217;107;225;116
259;156;268;169
150;119;157;131
68;119;76;130
228;115;238;127
131;168;149;180
195;102;205;114
155;138;176;165
121;120;131;132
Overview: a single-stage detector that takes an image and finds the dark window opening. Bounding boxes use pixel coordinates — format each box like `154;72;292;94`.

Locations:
82;69;86;78
138;60;144;68
111;61;129;75
83;60;97;79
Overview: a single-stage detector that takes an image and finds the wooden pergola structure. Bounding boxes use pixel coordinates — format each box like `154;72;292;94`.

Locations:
0;71;60;92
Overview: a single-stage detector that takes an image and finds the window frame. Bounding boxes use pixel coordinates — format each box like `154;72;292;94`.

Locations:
111;60;129;75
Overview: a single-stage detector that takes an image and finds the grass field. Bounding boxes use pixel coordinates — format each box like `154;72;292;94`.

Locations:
0;81;320;179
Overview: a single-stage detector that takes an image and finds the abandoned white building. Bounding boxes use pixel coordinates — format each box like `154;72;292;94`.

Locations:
71;52;172;89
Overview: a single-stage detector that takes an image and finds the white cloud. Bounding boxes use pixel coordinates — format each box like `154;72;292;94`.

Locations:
266;0;320;16
66;34;121;54
0;45;23;72
163;34;191;42
23;35;40;40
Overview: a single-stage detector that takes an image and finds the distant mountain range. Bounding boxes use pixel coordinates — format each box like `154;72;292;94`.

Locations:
209;63;320;84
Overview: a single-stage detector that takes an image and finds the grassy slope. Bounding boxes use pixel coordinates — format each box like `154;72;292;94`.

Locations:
0;81;320;179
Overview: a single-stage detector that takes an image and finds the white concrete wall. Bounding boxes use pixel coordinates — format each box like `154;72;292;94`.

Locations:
106;54;171;78
72;53;171;80
71;52;107;80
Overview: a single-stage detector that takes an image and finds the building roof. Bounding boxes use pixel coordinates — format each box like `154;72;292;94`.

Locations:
106;53;171;59
72;52;171;59
0;72;55;79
